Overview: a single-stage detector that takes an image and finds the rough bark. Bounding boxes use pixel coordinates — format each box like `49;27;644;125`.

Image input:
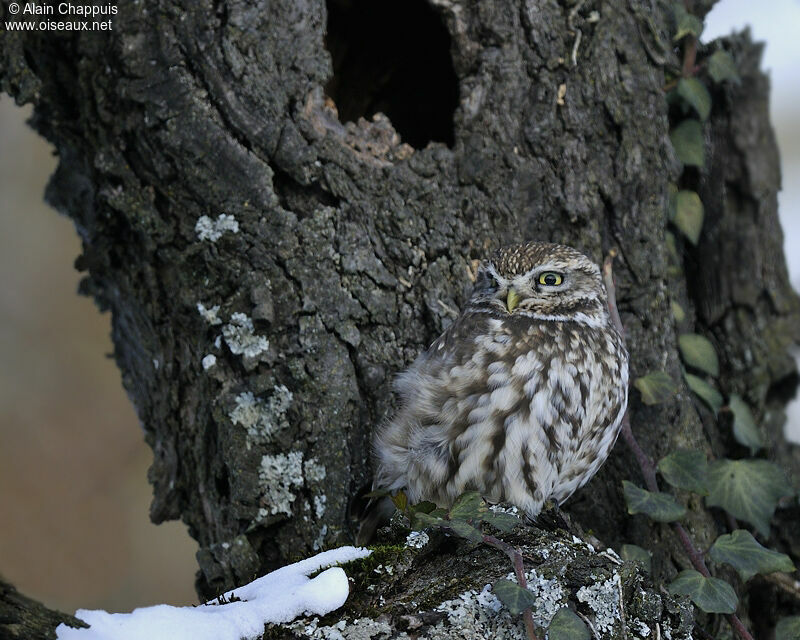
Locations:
0;579;86;640
1;0;798;637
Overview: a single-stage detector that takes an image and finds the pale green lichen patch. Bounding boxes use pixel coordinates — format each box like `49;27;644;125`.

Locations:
520;570;567;628
258;451;304;517
195;213;239;241
257;449;328;521
632;616;652;637
576;574;621;634
313;524;329;551
314;495;327;519
197;302;222;325
433;584;529;639
222;312;270;365
404;531;429;550
229;385;293;446
304;457;327;483
286;616;396;639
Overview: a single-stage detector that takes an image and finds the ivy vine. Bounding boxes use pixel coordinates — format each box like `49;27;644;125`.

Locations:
623;3;798;638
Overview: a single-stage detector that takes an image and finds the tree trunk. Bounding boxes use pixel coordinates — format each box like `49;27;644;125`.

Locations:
1;0;798;637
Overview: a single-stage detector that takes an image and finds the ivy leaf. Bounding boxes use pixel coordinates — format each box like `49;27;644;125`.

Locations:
776;616;800;640
673;190;705;246
634;371;679;405
391;491;408;512
684;372;723;414
620;544;652;574
726;394;764;453
707;459;794;536
710;529;795;582
657;449;709;495
670;119;705;168
412;511;449;530
678;333;719;377
671;301;686;323
547;607;590;640
708;50;740;84
482;510;521;532
492;579;536;616
449;518;484;543
665;230;679;260
449;491;487;521
677;77;712;121
668;570;738;614
672;3;704;41
623;481;686;522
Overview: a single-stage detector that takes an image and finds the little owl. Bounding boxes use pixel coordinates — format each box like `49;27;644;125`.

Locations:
368;242;628;530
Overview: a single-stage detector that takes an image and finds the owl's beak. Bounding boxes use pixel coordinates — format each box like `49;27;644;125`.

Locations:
506;288;520;313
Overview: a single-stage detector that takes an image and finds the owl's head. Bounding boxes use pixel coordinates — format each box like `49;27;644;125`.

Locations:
469;242;608;325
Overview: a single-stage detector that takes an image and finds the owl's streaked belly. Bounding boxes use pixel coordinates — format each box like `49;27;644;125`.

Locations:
388;315;628;517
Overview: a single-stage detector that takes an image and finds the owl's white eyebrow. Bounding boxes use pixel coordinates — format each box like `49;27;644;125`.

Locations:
486;263;508;285
489;262;568;283
525;262;566;276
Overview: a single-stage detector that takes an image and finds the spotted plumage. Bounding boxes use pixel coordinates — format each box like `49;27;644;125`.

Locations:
371;242;629;519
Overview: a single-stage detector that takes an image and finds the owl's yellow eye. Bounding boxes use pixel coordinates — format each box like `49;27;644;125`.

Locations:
538;272;563;286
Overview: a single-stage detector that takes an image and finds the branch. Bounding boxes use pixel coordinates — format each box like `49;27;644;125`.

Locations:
602;250;755;640
0;578;87;640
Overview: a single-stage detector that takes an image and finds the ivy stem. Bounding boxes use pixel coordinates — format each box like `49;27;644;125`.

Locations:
602;250;755;640
680;0;698;78
483;534;539;640
682;35;698;78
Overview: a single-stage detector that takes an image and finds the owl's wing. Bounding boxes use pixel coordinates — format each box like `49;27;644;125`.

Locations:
371;313;493;502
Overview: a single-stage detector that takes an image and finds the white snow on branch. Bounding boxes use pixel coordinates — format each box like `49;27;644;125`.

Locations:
195;214;239;242
55;546;371;640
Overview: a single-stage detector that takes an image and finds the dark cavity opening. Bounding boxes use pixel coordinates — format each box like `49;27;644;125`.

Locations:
324;0;458;149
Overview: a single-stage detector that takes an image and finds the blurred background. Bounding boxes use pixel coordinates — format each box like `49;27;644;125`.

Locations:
0;0;798;614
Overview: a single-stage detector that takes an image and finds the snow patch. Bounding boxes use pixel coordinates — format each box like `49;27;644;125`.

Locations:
202;354;217;370
195;214;239;242
55;546;371;640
